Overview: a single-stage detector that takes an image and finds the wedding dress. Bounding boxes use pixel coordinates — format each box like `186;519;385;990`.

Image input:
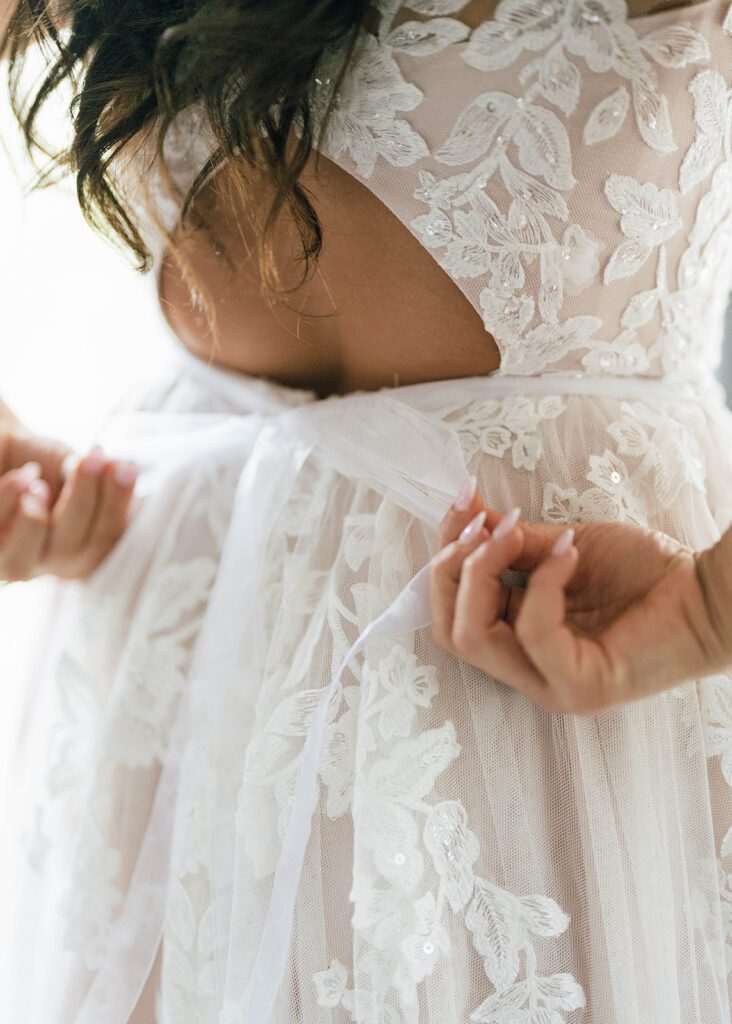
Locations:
5;2;732;1022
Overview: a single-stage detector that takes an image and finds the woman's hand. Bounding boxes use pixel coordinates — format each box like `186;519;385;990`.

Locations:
430;479;731;715
0;427;137;582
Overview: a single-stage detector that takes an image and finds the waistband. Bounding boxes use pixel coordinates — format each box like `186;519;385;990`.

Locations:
166;344;724;413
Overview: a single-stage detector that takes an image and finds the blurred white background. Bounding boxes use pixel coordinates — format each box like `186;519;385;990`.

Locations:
0;114;160;805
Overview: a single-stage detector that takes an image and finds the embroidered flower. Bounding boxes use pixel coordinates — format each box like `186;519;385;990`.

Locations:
312;32;429;178
603;175;682;283
313;958;349;1008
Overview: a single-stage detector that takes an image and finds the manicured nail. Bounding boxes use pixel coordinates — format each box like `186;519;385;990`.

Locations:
81;446;105;476
61;453;79;480
27;479;50;503
493;507;521;540
14;462;41;487
454;475;477;512
459;510;487;546
20;492;46;516
552;527;575;556
114;461;138;487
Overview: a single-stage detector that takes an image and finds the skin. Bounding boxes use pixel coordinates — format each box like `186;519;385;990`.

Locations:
0;3;720;584
0;406;138;582
430;490;732;715
160;0;713;397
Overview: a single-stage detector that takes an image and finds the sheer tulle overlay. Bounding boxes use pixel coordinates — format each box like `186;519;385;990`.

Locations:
6;0;732;1021
3;348;732;1023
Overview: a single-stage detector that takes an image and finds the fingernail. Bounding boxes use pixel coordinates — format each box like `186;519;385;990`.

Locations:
114;461;138;487
20;493;45;516
81;446;105;476
493;506;521;540
459;510;487;546
454;475;477;512
27;479;50;503
14;462;41;487
552;527;575;557
62;453;80;480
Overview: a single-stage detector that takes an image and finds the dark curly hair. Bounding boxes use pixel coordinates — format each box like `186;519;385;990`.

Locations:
2;0;371;301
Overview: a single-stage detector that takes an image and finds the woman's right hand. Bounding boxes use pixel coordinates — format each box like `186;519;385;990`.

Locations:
430;482;732;715
0;429;138;582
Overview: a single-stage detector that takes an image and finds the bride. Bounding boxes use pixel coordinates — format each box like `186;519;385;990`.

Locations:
3;0;732;1021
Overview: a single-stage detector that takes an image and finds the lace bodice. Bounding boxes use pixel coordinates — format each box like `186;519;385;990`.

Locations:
305;0;732;382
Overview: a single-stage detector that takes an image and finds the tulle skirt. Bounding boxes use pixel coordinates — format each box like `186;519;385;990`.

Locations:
3;344;732;1024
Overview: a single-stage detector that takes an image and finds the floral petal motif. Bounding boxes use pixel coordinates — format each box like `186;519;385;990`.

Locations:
424;801;480;911
313;958;348;1008
603;175;681;283
679;71;729;195
513;103;575;189
525;48;582;116
534;973;587;1012
621;288;658;329
434;92;517;165
406;0;471;14
583;85;630;145
470;980;530;1023
688;68;729;136
638;25;710;69
466;878;523;991
604;239;652;282
386;17;470;55
462;2;559;73
499;315;603;374
520;894;570;937
480;290;536;344
313;33;428;178
265;688;326;736
631;75;676;153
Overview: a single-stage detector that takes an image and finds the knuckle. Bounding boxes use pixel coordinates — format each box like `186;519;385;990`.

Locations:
462;547;484;576
431;543;458;574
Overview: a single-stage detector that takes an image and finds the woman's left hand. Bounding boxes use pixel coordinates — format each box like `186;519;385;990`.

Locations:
429;482;727;715
0;428;138;582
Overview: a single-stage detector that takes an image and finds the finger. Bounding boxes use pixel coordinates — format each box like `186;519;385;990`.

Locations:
448;516;553;706
48;446;107;557
482;506;568;571
430;509;490;651
453;518;526;649
5;433;72;502
0;481;51;581
515;529;611;714
0;462;42;529
78;460;138;570
437;475;485;549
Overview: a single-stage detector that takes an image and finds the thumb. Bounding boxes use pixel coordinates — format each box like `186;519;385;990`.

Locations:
514;528;583;680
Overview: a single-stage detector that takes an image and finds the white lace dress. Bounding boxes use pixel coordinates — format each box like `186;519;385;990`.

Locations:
4;2;732;1022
